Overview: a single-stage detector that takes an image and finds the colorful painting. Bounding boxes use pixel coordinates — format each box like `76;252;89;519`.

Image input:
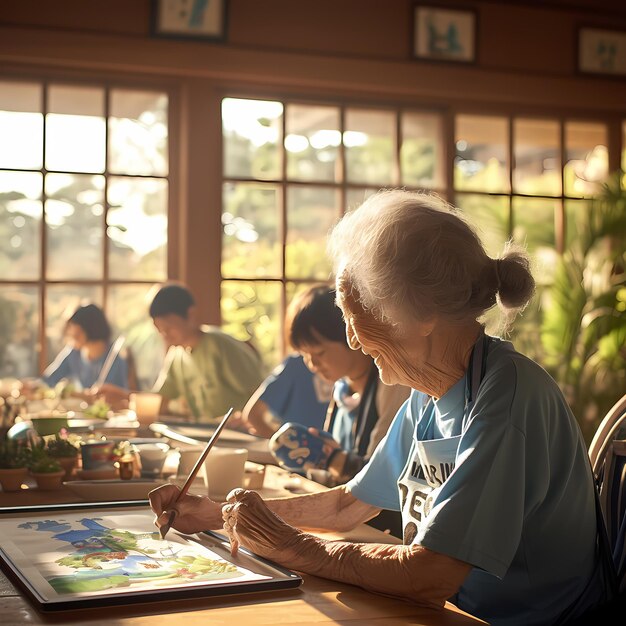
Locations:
0;507;298;608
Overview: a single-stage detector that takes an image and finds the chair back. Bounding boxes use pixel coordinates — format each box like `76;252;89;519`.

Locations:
589;394;626;476
589;393;626;593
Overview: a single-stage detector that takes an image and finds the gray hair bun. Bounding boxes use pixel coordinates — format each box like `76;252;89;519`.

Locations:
496;249;536;310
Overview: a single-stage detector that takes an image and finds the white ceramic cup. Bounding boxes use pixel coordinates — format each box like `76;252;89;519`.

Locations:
203;447;248;500
129;392;162;425
176;445;206;478
136;442;170;477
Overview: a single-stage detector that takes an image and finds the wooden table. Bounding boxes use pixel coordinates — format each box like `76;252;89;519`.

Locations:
0;467;487;625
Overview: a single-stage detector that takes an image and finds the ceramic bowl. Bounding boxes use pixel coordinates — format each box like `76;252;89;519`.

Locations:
29;412;69;436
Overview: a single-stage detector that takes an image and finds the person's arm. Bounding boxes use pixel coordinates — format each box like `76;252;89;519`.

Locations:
41;346;73;386
241;395;280;438
223;489;471;610
105;353;129;389
148;482;379;535
151;346;181;411
242;356;299;437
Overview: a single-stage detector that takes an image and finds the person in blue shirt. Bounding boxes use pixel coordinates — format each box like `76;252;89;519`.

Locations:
237;353;332;438
268;284;410;488
42;303;128;392
150;190;612;625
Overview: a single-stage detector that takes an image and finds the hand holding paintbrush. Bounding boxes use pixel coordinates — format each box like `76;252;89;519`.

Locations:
152;407;234;539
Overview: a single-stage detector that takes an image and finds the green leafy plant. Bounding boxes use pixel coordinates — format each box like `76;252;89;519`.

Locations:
540;171;626;443
85;398;111;419
28;444;62;474
0;438;31;470
45;433;79;458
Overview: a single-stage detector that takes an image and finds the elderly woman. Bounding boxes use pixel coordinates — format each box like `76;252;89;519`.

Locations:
150;191;609;625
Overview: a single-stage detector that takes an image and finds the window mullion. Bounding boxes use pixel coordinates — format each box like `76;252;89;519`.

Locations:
103;86;110;312
280;101;288;357
39;81;49;374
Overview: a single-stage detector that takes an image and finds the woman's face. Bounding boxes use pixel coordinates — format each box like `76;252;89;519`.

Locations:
298;331;361;384
343;305;407;386
336;273;427;388
65;322;87;349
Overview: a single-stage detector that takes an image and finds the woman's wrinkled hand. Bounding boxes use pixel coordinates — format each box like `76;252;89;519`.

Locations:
149;483;222;535
221;489;319;569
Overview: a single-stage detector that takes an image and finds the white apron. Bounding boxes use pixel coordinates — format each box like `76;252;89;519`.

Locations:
397;332;487;545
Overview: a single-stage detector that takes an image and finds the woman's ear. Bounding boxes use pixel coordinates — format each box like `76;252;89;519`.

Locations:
417;316;437;337
345;316;361;351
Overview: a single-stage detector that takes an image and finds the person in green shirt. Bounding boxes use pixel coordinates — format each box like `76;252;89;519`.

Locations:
150;284;265;423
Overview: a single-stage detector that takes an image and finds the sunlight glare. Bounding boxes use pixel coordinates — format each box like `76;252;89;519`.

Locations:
45;114;105;173
309;129;341;149
343;131;368;148
107;206;167;256
6;198;41;219
45;199;75;226
222;98;282;147
284;134;309;153
0;111;43;169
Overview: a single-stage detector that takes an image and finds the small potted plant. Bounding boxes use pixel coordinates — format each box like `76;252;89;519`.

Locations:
113;440;139;479
0;438;31;492
28;446;65;491
45;432;79;480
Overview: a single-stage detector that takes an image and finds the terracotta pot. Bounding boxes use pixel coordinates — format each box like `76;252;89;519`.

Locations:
0;467;28;492
31;470;65;491
56;456;78;481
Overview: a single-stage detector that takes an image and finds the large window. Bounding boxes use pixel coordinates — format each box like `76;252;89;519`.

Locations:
221;98;445;366
222;98;610;368
454;114;608;356
0;80;169;388
1;85;612;382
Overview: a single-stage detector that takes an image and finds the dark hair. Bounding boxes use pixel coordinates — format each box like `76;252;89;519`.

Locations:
286;284;347;350
67;304;111;342
149;284;195;319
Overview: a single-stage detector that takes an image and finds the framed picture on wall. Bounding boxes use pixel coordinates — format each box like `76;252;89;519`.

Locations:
152;0;228;42
413;5;476;63
578;27;626;77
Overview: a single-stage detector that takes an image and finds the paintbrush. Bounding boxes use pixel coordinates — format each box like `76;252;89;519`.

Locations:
158;407;234;539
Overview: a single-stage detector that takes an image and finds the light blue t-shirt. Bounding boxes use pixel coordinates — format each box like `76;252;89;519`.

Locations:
259;355;331;429
42;346;129;391
347;337;603;626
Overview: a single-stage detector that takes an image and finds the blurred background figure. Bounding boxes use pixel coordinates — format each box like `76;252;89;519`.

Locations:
42;303;129;392
150;283;265;422
269;284;411;485
239;353;332;437
234;291;334;437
